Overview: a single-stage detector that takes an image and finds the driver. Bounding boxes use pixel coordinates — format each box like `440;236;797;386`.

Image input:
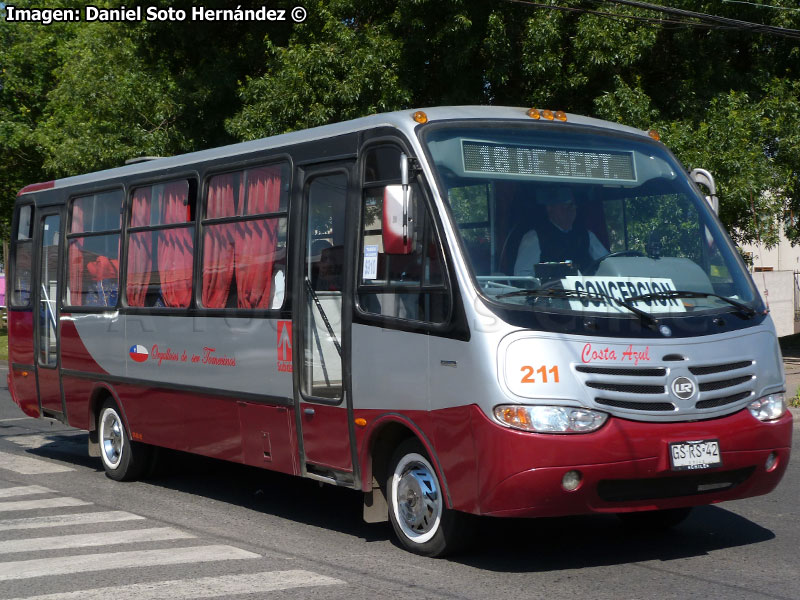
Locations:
513;188;607;276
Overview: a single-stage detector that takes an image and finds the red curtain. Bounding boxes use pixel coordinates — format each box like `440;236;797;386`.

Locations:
235;166;281;309
157;182;193;307
68;202;84;305
126;188;152;307
202;174;237;308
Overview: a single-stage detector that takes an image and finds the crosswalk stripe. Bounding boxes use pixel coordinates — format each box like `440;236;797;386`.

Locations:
0;545;260;581
0;486;53;499
0;527;194;554
4;435;82;450
0;511;145;532
0;498;90;513
1;569;345;600
0;451;74;474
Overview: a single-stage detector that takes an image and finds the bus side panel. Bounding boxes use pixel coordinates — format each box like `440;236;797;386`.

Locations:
239;403;298;475
114;383;188;452
62;375;95;430
9;364;39;418
8;311;38;417
8;311;34;364
60;316;116;374
185;394;244;463
301;404;353;471
432;405;481;513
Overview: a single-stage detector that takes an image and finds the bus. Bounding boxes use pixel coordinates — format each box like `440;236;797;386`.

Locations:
7;106;792;556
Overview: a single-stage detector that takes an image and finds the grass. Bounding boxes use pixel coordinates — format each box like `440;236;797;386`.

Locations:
0;330;7;362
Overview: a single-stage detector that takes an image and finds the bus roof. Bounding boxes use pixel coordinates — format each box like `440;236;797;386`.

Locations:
18;106;651;196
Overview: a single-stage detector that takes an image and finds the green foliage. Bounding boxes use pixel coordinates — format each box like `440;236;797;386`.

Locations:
226;1;410;139
1;0;800;254
36;22;188;176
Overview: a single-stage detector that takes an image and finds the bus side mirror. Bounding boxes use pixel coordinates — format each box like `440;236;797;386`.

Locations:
690;168;718;214
383;184;414;254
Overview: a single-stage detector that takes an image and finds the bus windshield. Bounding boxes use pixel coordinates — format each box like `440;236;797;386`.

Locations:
424;125;758;317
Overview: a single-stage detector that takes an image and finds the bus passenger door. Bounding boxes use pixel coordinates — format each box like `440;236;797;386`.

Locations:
34;210;65;417
294;167;355;478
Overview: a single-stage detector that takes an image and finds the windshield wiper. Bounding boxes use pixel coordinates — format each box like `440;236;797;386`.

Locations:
496;287;660;328
497;288;604;301
626;290;757;319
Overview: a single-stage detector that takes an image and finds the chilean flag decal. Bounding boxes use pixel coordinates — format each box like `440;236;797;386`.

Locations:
129;344;149;363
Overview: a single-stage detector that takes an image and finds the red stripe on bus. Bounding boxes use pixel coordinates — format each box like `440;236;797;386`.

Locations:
17;181;55;196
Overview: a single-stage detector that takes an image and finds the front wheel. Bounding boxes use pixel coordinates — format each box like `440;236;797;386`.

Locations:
387;439;473;557
98;399;150;481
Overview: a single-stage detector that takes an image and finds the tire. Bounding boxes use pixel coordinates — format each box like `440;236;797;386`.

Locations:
617;507;693;531
386;439;473;557
98;399;150;481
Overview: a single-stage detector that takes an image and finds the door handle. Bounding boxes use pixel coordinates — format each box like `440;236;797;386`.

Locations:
304;407;316;416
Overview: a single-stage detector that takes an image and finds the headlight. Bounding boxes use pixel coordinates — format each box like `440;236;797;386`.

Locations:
748;394;786;422
494;405;608;434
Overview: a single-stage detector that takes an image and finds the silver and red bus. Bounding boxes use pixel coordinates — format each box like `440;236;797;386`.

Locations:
7;106;792;556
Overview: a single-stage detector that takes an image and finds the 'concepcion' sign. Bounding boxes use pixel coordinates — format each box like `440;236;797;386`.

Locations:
561;276;687;313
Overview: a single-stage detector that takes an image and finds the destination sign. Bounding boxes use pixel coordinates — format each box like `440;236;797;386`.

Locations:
561;276;687;314
462;140;636;181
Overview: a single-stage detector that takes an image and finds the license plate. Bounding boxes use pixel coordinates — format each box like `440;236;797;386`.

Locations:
669;439;722;471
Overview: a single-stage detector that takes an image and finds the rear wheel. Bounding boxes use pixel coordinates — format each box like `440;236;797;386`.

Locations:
387;439;472;557
617;507;693;531
98;399;150;481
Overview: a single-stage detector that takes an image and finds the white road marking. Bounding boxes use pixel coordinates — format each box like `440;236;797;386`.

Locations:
0;451;74;474
2;569;345;599
4;435;83;450
0;486;53;499
0;498;90;513
0;511;145;532
0;527;194;554
0;545;260;581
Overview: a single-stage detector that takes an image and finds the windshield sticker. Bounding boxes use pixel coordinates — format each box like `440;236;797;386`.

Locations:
562;276;687;313
363;244;378;280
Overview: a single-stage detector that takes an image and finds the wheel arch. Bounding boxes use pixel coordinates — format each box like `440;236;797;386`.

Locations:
361;414;453;509
88;383;126;438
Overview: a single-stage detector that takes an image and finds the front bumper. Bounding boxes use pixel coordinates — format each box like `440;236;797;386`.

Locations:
472;406;793;517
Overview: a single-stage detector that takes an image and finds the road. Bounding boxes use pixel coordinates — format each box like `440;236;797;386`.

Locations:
0;367;798;600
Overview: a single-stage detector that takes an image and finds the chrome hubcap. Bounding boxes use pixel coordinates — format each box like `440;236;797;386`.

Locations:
101;410;123;468
394;457;441;540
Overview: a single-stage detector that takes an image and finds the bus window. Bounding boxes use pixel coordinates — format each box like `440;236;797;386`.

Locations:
66;190;123;307
126;179;195;308
358;147;450;323
10;205;34;307
303;173;347;400
38;214;61;367
201;163;289;310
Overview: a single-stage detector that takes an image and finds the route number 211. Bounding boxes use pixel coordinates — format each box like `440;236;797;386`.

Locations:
520;365;560;384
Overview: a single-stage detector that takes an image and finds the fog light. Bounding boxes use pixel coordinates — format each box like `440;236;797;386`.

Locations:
765;452;778;472
562;470;582;492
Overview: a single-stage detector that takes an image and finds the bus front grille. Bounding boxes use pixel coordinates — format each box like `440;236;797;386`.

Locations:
575;359;758;419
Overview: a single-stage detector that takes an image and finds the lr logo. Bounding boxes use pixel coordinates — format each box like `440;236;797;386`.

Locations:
671;376;696;400
277;320;293;372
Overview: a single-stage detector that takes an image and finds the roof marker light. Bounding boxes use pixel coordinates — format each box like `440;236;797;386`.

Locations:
542;110;555;121
648;129;661;141
555;110;568;122
412;111;428;124
527;108;541;120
